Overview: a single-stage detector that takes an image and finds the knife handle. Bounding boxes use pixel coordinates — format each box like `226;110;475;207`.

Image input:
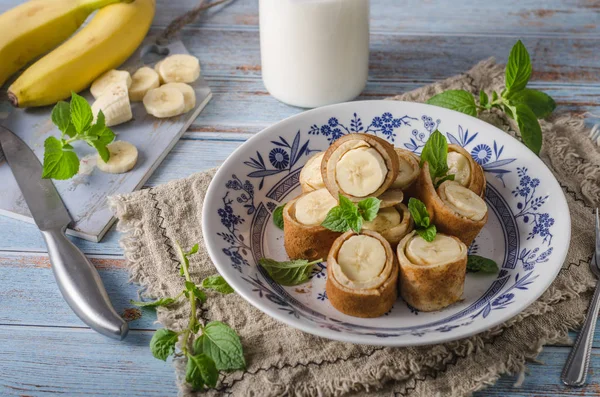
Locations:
42;226;129;340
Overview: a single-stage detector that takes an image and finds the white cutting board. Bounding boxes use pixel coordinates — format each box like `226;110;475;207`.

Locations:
0;38;212;242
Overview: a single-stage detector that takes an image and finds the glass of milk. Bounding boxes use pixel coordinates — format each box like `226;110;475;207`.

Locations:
259;0;370;108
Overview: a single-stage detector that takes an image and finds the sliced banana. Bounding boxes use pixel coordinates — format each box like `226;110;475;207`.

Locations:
299;152;325;192
90;69;132;99
143;86;186;118
294;188;337;226
158;54;200;83
161;83;196;112
405;233;463;266
337;235;387;282
335;146;387;197
129;67;160;102
91;81;132;127
96;141;138;174
441;182;487;221
362;207;401;232
391;149;419;189
154;60;164;83
446;152;471;187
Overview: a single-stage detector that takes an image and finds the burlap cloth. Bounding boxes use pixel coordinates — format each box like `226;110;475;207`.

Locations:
109;59;600;396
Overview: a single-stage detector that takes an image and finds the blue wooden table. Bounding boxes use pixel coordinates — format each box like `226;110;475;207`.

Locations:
1;1;599;395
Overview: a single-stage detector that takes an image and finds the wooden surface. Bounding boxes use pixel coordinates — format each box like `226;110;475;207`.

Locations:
0;0;599;395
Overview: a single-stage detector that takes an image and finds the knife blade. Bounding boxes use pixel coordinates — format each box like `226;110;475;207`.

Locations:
0;125;128;340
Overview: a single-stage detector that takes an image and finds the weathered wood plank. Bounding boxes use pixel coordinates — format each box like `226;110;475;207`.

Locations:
474;347;600;396
186;79;600;134
3;252;600;350
0;326;598;397
0;254;159;330
1;0;598;36
165;28;600;84
0;326;177;397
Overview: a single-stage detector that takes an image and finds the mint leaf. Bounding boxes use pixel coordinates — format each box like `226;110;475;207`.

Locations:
467;255;499;273
420;130;449;180
434;173;455;189
130;297;176;307
272;204;285;230
186;353;218;389
408;197;430;228
338;194;356;212
321;206;349;232
202;275;234;294
51;101;72;135
426;90;477;117
505;40;531;94
194;320;246;371
513;103;542;155
508;89;556;119
70;92;93;133
185;281;207;303
347;213;363;233
416;225;437;242
187;243;200;256
41;136;79;180
357;197;381;222
150;328;178;361
479;90;489;108
259;257;320;286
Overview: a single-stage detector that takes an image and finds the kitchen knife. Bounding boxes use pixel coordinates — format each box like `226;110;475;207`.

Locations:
0;125;128;340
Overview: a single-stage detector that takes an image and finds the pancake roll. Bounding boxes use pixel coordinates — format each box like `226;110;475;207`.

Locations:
326;230;398;318
397;231;468;311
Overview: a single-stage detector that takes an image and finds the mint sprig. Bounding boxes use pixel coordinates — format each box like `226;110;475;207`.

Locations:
272;203;285;230
426;40;555;155
321;194;381;233
259;257;322;286
420;129;452;184
131;242;244;391
42;92;116;180
467;255;499;274
407;197;436;242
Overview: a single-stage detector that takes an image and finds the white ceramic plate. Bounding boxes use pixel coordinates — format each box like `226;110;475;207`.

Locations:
202;101;570;346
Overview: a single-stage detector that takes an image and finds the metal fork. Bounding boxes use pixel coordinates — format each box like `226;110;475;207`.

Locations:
561;208;600;386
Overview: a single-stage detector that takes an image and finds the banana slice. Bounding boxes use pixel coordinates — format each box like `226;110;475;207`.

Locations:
335;146;387;197
129;67;160;102
294;188;337;226
391;149;420;189
446;152;471;187
363;207;401;232
161;83;196;112
96;141;138;174
154;60;164;83
336;235;387;282
90;69;132;99
441;182;487;221
91;81;132;127
299;152;325;192
143;86;186;118
158;54;200;83
405;233;464;266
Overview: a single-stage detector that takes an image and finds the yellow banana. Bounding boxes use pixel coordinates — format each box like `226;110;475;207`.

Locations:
0;0;125;88
8;0;155;108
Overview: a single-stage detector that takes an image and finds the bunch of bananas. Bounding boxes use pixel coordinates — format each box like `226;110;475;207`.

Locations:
0;0;156;108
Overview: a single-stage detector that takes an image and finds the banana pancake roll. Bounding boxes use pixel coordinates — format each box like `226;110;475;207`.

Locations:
321;134;404;207
283;188;342;260
326;230;398;318
446;144;486;197
397;231;468;311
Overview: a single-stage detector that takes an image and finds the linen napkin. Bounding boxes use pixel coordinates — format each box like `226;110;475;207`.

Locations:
109;59;600;396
